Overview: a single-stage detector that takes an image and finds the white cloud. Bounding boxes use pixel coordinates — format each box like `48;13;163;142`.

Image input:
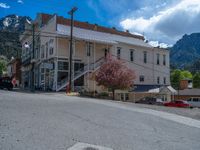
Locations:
149;41;172;48
0;3;10;9
120;0;200;44
17;0;24;4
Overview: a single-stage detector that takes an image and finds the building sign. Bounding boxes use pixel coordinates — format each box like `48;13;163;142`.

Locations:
43;63;54;70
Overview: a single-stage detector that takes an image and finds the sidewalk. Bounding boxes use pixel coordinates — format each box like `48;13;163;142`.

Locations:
127;102;200;120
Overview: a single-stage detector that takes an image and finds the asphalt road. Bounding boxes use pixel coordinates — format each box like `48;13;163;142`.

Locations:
0;90;200;150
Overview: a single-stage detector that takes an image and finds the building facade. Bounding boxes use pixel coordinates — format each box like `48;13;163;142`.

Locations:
7;58;21;87
20;13;170;94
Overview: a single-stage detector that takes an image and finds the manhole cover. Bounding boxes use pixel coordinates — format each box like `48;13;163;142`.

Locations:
68;142;113;150
83;147;99;150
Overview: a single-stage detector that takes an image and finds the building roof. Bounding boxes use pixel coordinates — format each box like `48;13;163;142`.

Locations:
57;24;117;44
131;85;176;94
176;89;200;96
181;78;192;81
39;13;144;40
132;85;162;92
57;24;152;47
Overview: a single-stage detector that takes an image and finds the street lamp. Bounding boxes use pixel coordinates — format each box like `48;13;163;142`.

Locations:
24;42;30;48
67;7;78;94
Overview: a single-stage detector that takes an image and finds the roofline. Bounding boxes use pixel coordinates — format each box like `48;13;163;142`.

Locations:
38;13;145;40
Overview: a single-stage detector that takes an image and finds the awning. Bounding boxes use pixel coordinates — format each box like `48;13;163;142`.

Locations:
148;88;160;93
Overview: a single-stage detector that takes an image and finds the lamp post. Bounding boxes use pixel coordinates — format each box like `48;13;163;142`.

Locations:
67;7;78;94
23;21;35;92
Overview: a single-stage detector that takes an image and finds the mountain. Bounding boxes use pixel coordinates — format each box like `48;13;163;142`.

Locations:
0;14;32;32
0;14;32;59
170;33;200;69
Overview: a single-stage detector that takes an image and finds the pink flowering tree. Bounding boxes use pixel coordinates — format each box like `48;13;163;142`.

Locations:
95;57;136;100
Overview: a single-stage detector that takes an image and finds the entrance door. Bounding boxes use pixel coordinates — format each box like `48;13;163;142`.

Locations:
104;48;109;58
45;69;50;91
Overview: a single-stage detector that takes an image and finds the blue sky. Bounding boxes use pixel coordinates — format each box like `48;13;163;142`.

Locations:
1;0;200;46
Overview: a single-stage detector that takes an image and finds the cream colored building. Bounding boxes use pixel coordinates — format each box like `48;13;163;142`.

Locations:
20;13;171;100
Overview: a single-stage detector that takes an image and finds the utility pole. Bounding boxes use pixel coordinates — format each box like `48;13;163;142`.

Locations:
67;7;78;93
31;24;35;92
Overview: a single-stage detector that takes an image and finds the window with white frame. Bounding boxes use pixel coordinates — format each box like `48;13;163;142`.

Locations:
130;49;134;62
45;42;48;58
143;51;147;63
139;75;145;82
157;76;160;84
58;61;68;71
157;53;160;65
41;45;45;59
117;47;121;59
163;54;166;66
164;77;166;84
86;42;92;56
49;39;54;55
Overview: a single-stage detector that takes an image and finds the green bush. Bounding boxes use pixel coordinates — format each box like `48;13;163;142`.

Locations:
98;92;109;97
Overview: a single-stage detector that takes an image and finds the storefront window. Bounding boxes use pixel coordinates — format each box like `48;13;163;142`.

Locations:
58;61;68;70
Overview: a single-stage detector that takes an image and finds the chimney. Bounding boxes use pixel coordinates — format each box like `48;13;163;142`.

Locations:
180;79;189;90
126;30;129;33
112;27;116;30
94;23;98;30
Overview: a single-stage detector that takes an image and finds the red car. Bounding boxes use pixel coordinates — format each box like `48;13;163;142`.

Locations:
164;100;190;108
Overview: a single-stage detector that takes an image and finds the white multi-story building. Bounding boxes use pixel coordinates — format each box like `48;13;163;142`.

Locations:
20;13;171;100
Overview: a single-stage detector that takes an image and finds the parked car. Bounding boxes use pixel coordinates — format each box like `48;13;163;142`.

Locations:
164;100;190;108
0;77;13;90
136;97;164;105
187;97;200;108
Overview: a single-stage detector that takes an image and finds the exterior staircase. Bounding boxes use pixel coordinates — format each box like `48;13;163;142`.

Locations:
56;57;104;92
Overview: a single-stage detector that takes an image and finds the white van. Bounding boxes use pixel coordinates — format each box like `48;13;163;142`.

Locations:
187;97;200;108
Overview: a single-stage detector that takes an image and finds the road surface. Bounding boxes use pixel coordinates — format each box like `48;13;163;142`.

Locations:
0;90;200;150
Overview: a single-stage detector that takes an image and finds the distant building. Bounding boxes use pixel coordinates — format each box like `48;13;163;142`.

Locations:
7;58;21;87
20;13;170;100
174;89;200;100
179;78;193;90
173;79;200;101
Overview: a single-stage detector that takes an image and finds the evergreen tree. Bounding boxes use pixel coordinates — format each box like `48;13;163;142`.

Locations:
193;73;200;88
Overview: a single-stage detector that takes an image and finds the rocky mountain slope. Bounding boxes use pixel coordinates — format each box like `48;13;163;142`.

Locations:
0;14;32;59
170;33;200;69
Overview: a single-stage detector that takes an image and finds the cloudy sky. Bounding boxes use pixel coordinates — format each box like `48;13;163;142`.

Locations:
0;0;200;46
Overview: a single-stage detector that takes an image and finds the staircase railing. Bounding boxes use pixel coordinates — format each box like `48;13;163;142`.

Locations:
56;57;104;91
